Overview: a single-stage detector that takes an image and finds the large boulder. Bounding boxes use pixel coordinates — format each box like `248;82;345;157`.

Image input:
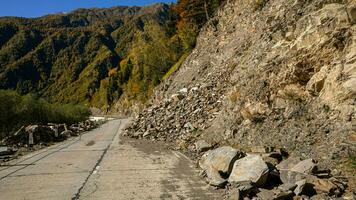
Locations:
204;167;227;187
228;154;269;187
199;146;243;187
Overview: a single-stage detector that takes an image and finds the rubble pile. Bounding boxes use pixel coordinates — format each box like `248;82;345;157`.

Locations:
125;0;356;195
125;84;225;143
198;145;350;200
0;119;102;161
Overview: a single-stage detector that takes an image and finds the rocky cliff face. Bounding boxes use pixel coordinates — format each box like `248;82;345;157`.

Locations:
126;0;356;191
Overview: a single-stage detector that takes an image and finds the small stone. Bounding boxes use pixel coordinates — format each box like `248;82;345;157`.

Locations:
294;179;307;196
179;88;188;93
278;182;297;192
274;190;294;200
250;146;271;153
171;93;184;101
132;132;143;138
195;140;212;153
184;122;195;130
191;87;199;92
262;155;280;166
143;131;151;137
231;180;254;192
285;32;294;41
293;195;310;200
310;194;331;200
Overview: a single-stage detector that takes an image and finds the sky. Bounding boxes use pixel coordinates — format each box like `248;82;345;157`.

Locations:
0;0;176;18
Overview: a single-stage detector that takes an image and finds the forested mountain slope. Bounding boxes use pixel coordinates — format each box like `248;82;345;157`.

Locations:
0;4;180;109
0;1;226;111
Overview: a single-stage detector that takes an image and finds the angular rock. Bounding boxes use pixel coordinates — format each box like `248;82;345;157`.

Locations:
200;146;242;174
294;177;338;197
278;182;297;192
240;102;270;121
205;166;227;187
274;190;294;200
228;154;269;187
291;159;317;174
277;158;317;184
60;130;72;139
229;189;241;200
230;180;255;193
310;194;331;200
294;179;307;196
195;140;212;153
307;177;338;195
348;4;356;24
257;188;275;200
276;157;302;171
262;153;281;166
280;170;308;185
143;131;151;137
199;146;243;187
171;93;184;101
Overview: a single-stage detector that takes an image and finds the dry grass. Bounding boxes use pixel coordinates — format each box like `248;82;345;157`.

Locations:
252;0;267;10
229;88;241;103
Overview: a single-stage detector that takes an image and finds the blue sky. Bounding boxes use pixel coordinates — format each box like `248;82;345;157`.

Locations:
0;0;176;18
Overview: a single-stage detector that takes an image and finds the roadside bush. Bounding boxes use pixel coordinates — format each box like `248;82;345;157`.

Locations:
0;90;91;139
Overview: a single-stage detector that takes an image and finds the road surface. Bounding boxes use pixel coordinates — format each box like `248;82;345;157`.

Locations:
0;119;221;200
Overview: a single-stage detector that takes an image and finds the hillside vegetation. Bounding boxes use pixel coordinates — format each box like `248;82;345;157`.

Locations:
0;1;225;111
0;90;90;139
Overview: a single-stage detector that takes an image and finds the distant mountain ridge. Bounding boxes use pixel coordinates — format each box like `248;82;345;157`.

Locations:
0;3;181;109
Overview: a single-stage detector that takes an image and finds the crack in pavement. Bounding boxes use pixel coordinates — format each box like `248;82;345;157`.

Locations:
8;170;89;177
71;120;122;200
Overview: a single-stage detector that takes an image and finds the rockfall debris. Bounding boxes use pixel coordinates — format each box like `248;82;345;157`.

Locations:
0;120;101;162
199;146;349;200
125;0;355;198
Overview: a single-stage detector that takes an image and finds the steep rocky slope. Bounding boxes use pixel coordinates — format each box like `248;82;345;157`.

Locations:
126;0;356;193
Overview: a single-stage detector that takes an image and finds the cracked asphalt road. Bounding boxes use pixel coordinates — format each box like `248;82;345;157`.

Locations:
0;119;222;200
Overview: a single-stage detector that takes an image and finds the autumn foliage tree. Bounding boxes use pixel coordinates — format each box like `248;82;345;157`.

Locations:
173;0;226;50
